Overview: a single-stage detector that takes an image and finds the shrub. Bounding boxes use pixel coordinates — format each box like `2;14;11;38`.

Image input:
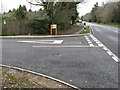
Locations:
28;18;50;35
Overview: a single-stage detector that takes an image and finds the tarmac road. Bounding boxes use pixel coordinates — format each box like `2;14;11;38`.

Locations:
87;22;119;58
2;32;118;89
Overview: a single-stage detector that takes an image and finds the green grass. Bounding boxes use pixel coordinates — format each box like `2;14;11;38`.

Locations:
79;26;90;34
22;83;30;88
91;22;120;28
76;23;84;26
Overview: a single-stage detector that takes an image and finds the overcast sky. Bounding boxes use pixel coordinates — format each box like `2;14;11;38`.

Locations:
77;0;108;17
0;0;119;16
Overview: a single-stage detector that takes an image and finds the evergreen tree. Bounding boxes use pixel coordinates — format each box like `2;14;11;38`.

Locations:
14;5;26;33
91;2;99;22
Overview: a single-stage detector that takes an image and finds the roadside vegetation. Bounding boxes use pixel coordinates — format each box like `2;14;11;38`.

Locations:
1;66;76;89
82;2;119;27
1;0;84;36
79;26;90;34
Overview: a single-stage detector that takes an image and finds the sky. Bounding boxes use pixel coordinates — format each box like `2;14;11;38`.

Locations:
0;0;119;16
77;0;108;17
1;0;42;12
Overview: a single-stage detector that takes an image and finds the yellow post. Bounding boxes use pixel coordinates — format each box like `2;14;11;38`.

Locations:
50;25;52;35
55;25;57;35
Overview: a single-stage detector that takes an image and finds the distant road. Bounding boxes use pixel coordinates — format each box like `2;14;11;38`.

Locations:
87;22;119;58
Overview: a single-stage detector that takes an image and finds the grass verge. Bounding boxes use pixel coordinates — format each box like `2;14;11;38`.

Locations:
58;25;83;35
79;26;90;34
1;66;76;89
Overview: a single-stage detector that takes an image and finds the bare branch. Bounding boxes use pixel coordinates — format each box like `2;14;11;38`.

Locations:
26;0;45;6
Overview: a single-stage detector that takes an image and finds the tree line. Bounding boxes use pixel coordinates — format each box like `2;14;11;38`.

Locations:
3;0;83;35
82;2;119;24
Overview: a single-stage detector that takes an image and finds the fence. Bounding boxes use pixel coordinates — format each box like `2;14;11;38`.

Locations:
2;20;31;36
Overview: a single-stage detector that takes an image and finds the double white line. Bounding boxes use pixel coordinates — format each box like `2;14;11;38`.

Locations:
85;36;94;46
90;34;119;62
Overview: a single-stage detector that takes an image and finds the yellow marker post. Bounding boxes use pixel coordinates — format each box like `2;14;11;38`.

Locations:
55;25;57;35
50;24;57;35
50;25;53;35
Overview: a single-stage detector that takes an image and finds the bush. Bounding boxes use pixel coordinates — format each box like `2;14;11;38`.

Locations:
58;22;70;30
28;18;50;35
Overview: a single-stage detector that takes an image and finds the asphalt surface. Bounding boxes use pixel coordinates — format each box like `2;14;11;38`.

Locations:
2;30;118;89
87;23;119;58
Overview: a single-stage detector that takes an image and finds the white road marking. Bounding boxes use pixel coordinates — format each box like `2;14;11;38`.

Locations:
90;34;119;62
36;40;55;41
86;37;89;40
112;56;119;62
98;43;104;47
33;45;101;48
87;40;91;42
89;34;94;37
94;40;99;42
89;44;94;46
85;36;94;46
88;41;92;44
18;41;34;43
107;51;113;56
18;40;63;45
53;40;64;44
96;41;101;44
103;47;109;51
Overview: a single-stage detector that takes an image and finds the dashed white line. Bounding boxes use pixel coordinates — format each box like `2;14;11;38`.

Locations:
90;34;119;62
89;44;94;46
98;43;104;47
112;56;119;62
96;41;101;44
107;51;113;56
94;40;99;42
85;36;94;46
86;38;89;40
88;41;92;44
103;47;109;51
